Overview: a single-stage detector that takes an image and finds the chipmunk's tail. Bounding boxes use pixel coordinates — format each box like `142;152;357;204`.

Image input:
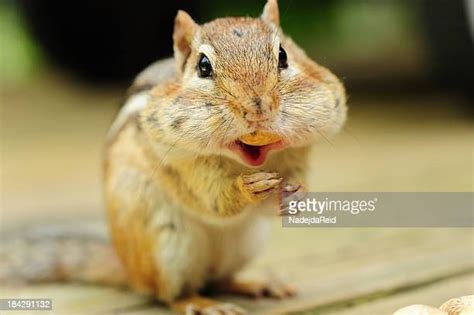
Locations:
0;222;127;286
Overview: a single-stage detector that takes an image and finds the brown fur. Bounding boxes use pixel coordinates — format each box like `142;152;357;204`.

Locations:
104;0;347;313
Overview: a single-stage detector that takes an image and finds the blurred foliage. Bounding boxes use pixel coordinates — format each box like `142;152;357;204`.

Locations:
209;0;422;65
0;0;423;84
0;3;41;84
332;1;419;59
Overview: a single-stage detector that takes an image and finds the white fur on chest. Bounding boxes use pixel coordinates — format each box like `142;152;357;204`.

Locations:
204;210;270;280
150;199;271;300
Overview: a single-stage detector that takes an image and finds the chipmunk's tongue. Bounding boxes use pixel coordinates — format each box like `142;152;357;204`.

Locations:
232;140;284;167
236;141;267;166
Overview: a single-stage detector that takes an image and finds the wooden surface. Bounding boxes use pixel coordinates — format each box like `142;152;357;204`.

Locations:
1;228;472;314
1;74;473;314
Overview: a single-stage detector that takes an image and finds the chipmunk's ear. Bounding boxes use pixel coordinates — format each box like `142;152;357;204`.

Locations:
261;0;280;25
173;10;198;73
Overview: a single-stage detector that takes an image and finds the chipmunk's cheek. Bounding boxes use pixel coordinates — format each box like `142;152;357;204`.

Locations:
276;87;337;146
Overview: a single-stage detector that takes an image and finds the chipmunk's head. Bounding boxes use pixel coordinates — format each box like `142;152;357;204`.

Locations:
145;0;346;167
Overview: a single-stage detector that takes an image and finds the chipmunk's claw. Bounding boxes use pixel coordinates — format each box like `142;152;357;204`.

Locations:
278;182;306;216
282;183;302;195
238;172;282;202
238;281;296;299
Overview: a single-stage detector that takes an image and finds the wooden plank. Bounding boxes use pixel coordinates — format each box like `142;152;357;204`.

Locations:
1;227;472;314
224;227;473;314
322;274;474;315
0;285;152;314
113;226;473;314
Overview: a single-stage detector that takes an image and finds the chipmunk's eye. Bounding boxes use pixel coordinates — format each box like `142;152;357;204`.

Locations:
197;54;213;78
278;45;288;70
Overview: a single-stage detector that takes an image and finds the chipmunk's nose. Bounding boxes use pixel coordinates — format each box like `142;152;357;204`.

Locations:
242;96;278;122
244;111;270;122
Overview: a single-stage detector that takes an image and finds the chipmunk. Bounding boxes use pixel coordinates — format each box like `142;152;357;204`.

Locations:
0;1;346;314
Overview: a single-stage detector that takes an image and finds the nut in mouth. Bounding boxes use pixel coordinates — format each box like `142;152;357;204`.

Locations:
239;130;282;146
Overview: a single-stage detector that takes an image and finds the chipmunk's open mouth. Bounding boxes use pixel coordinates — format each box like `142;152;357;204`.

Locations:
229;140;286;167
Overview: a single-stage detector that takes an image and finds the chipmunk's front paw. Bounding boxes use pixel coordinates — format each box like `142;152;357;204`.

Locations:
237;172;282;202
278;182;307;216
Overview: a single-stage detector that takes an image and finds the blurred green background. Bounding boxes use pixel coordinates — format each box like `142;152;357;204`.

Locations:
1;0;473;92
1;1;423;82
